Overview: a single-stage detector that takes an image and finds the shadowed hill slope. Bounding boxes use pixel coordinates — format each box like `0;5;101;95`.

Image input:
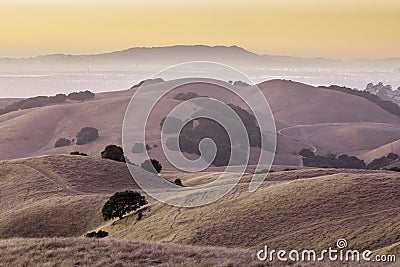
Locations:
0;155;139;238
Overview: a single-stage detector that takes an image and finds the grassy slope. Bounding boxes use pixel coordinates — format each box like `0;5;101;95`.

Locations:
0;238;397;267
2;154;398;254
102;169;400;254
278;122;400;156
0;155;399;266
0;238;258;267
0;155;140;238
260;80;400;125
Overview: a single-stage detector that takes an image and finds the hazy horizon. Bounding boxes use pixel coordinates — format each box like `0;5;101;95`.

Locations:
1;44;400;61
0;68;399;98
1;0;399;59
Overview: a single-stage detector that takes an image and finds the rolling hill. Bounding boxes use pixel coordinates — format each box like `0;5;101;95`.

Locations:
0;79;399;168
0;154;399;266
0;155;140;238
100;168;400;254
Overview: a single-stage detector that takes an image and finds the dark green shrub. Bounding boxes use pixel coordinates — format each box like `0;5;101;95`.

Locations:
233;80;250;86
67;90;95;101
141;159;162;174
76;127;99;145
102;191;147;220
173;92;201;101
387;153;399;161
302;152;366;169
132;143;145;153
299;148;314;157
85;230;108;238
166;137;180;151
254;169;274;174
55;138;71;148
283;168;297;171
101;145;125;162
51;94;68;103
70;151;88;156
160;116;183;133
389;167;400;172
174;178;183;186
367;153;399;170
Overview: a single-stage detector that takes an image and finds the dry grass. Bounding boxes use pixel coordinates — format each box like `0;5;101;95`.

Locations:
0;155;399;266
1;155;399;253
0;238;258;267
259;80;400;125
0;155;139;238
103;169;400;256
0;238;397;267
279;122;400;156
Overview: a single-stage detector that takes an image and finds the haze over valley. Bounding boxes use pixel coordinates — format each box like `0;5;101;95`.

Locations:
1;45;400;98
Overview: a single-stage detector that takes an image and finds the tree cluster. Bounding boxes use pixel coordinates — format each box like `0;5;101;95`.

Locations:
0;90;95;116
67;90;95;101
101;145;125;162
85;230;108;238
76;127;99;145
164;103;262;167
300;149;398;170
55;138;72;148
173;92;201;101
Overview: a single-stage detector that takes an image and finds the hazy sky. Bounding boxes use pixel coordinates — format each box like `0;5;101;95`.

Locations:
0;0;399;59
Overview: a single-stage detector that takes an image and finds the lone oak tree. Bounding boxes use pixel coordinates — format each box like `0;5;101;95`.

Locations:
102;191;147;220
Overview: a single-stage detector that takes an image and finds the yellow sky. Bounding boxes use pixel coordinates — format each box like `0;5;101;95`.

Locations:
0;0;399;59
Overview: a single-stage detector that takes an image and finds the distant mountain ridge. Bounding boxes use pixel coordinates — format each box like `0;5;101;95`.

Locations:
1;45;399;70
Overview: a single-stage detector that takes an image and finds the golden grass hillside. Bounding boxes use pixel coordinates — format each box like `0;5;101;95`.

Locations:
0;238;258;267
0;155;399;266
101;168;400;255
0;155;140;238
0;238;397;267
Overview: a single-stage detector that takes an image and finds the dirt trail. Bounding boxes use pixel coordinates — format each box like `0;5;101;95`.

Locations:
277;124;318;166
21;162;83;194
